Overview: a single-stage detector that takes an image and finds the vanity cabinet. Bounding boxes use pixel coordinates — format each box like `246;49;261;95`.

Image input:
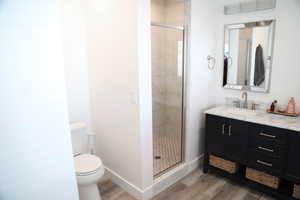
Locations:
204;114;300;200
206;115;248;163
247;124;288;175
287;134;300;183
249;124;288;145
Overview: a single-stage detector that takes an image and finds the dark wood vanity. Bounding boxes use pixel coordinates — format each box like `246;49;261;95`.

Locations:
203;113;300;200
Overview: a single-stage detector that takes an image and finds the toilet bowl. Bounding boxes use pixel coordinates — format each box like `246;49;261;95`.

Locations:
74;154;104;200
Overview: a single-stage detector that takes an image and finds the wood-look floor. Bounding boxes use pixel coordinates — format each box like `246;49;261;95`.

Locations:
98;169;275;200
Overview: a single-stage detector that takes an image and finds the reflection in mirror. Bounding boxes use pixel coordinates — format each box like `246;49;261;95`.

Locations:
223;20;275;93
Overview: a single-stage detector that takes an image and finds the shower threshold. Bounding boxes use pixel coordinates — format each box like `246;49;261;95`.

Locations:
154;161;183;179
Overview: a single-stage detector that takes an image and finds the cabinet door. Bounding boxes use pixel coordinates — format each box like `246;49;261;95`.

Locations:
206;115;227;157
286;133;300;183
224;119;248;163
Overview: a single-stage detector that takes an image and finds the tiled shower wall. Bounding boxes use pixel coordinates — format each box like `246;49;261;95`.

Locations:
151;0;185;175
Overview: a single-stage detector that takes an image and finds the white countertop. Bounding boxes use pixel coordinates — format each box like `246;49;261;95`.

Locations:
205;106;300;132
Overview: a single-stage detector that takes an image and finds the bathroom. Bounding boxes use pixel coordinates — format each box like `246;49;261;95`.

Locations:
1;0;300;200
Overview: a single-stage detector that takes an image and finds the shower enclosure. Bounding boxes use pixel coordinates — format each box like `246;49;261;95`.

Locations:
151;0;186;177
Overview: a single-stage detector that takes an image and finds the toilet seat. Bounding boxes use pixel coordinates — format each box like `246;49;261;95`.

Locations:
74;154;103;176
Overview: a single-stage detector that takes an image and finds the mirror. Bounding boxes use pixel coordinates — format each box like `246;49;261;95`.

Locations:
223;20;275;92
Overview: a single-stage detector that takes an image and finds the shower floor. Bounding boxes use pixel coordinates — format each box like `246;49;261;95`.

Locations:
153;130;182;176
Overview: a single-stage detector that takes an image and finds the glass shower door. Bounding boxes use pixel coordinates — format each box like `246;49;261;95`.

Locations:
151;25;184;177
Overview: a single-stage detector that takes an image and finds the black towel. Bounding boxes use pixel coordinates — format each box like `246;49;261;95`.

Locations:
254;44;265;86
223;56;228;86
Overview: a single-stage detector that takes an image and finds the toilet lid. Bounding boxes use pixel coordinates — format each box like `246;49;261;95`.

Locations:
74;154;102;176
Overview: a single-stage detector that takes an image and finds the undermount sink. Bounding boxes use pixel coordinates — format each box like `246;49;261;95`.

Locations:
226;107;258;117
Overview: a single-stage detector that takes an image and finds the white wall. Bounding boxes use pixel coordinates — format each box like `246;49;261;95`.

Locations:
215;0;300;105
185;0;219;161
60;0;153;196
0;1;79;200
83;0;149;191
137;0;154;190
61;0;92;132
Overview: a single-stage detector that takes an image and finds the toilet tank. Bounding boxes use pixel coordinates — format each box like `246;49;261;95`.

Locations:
70;121;88;155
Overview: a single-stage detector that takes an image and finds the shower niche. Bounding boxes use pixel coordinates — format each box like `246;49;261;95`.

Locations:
151;0;186;177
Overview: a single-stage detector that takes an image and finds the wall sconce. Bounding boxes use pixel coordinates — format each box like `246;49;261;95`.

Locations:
224;0;276;15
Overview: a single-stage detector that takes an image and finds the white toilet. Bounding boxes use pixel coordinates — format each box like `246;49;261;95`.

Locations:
70;122;104;200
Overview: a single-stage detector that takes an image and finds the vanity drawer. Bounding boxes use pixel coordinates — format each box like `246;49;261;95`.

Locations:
249;124;288;144
248;150;283;173
250;137;284;158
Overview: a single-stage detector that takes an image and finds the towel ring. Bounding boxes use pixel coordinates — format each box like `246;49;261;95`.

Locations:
207;55;215;70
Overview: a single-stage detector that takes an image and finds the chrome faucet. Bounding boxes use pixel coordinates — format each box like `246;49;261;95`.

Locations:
242;91;248;108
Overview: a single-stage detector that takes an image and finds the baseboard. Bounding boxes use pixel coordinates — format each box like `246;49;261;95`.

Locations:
104;155;204;200
188;154;204;173
104;167;144;200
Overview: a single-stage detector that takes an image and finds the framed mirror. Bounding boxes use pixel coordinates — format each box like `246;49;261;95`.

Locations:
223;20;275;92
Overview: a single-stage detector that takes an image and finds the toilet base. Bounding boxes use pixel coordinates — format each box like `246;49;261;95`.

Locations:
78;184;101;200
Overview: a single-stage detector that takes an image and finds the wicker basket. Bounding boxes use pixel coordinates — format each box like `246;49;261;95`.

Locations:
209;155;239;174
293;184;300;199
246;168;280;189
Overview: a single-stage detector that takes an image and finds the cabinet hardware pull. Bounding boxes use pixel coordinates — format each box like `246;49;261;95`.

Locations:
257;160;273;167
259;132;276;139
222;124;225;135
228;125;232;136
258;146;274;153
